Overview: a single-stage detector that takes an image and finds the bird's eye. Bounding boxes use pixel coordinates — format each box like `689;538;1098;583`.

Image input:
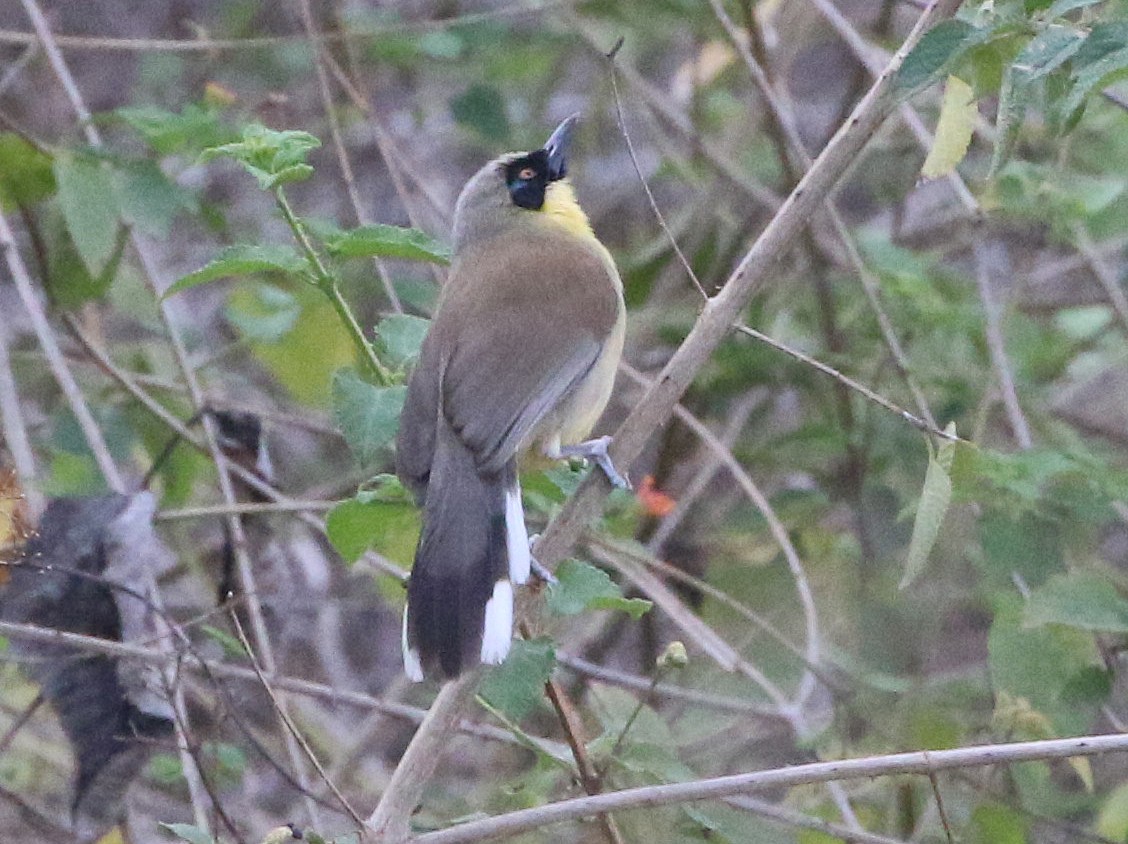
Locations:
518;167;536;180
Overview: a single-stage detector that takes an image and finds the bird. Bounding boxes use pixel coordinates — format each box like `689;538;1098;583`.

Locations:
396;115;628;681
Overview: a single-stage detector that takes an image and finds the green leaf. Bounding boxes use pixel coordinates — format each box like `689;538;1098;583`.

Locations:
1063;44;1128;117
165;244;306;299
201;624;247;659
450;84;510;142
116;104;230;155
326;224;451;264
376;314;431;367
54;153;121;276
113;159;195;239
547;559;652;620
0;133;55;208
1024;572;1128;632
895;19;985;94
1046;0;1103;15
225;283;301;341
989;595;1104;735
988;64;1029;178
159;823;216;844
228;284;354;407
900;424;956;588
200;124;321;190
325;495;420;566
478;637;555;721
1097;781;1128;841
1015;24;1086;80
921;76;977;180
971;803;1029;844
331;368;406;467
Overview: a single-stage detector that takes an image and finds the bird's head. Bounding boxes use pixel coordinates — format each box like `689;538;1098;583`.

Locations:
452;114;591;251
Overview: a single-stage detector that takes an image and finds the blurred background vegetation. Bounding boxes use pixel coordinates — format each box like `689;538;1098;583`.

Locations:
3;0;1128;842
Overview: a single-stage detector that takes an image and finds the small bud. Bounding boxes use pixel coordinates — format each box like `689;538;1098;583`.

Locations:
204;81;238;108
658;641;688;670
261;825;300;844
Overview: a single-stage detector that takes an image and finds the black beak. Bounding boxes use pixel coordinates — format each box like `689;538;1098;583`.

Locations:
543;113;579;182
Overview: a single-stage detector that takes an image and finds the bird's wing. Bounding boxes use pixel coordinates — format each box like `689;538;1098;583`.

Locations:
395;324;443;502
438;234;620;476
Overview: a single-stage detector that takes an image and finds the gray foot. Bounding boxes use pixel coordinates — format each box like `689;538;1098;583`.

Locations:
558;435;632;490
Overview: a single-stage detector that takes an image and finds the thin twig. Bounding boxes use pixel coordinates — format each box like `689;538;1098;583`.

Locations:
708;0;940;429
925;760;955;844
0;619;569;755
726;794;911;844
732;324;961;442
606;51;707;299
540;668;626;844
973;242;1033;449
157;500;336;520
0;322;42;517
294;0;403;312
228;610;363;825
618;363;823;708
646;392;762;552
0;207;124;491
556;651;782;717
413;733;1128;844
1073;222;1128;337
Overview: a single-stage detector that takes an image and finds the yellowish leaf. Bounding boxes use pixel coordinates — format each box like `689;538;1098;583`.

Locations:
94;827;126;844
921;75;977;180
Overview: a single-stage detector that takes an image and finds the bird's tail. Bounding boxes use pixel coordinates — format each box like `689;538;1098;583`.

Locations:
403;421;530;680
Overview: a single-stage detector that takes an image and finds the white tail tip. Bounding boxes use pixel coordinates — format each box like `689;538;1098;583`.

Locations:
401;606;424;682
480;579;514;665
506;484;530;584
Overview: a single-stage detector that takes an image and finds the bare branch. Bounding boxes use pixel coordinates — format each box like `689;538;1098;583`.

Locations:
973;241;1033;449
412;733;1128;844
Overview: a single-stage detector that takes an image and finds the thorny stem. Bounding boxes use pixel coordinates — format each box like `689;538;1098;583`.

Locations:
273;187;393;385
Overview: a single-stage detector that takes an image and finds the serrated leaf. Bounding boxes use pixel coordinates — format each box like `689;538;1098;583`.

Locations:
158;823;215;844
325;495;420;566
116;104;230;156
200;125;321;191
0;133;55;208
895;19;985;94
326;224;451;264
1024;572;1128;632
900;424;956;588
331;368;406;467
164;244;306;299
376;314;431;367
478;637;555;721
54;153;121;276
547;559;652;620
921;76;977;180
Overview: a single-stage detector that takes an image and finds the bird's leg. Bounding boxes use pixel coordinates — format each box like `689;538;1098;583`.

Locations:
547;435;632;489
526;534;558;584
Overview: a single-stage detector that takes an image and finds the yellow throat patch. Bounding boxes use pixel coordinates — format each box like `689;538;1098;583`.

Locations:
541;180;594;239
